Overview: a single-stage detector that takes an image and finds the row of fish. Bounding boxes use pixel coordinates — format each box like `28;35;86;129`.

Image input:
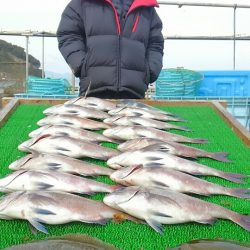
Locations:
0;96;249;236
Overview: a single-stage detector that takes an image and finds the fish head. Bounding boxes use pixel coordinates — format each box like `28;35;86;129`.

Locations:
107;152;131;169
103;186;140;209
8;154;35;170
110;165;143;185
0;191;26;216
29;125;51;138
43;104;63;115
37;116;53;126
18;134;50;152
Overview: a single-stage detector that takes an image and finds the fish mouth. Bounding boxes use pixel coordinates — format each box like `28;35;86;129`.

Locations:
18;140;33;152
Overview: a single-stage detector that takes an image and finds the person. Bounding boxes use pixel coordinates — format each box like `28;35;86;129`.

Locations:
57;0;164;99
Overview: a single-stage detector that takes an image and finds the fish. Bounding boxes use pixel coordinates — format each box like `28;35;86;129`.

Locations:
104;116;190;131
0;191;137;234
18;135;119;160
9;151;114;176
4;234;120;250
117;99;170;114
118;138;230;163
65;97;117;111
37;115;111;130
103;186;250;234
169;239;250;250
43;104;110;120
103;125;208;144
0;170;118;194
29;125;119;143
108;107;183;122
107;149;247;183
110;165;250;199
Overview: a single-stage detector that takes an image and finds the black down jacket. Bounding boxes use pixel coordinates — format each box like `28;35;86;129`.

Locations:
57;0;164;98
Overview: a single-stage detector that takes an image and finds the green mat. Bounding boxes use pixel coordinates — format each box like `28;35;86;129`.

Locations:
0;104;249;249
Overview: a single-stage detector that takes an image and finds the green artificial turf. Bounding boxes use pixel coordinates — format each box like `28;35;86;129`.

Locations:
0;104;249;249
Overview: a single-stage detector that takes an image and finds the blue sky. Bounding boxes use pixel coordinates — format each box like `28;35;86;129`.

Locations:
0;0;250;74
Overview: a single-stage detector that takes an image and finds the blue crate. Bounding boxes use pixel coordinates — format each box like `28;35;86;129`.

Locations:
198;71;250;97
154;68;203;98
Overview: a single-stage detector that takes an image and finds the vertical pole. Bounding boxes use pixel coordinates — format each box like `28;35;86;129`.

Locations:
42;35;45;78
25;35;29;92
233;5;236;70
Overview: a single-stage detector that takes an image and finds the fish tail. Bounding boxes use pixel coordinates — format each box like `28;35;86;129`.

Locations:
208;152;232;163
231;213;250;232
189;138;209;144
220;172;246;184
178;126;192;132
228;188;250;199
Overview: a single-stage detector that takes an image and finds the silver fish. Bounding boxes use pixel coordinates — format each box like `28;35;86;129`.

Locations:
108;107;183;122
0;191;136;234
104;116;190;131
118;138;230;162
18;135;119;160
110;165;250;199
37;115;111;130
104;186;250;234
107;149;246;183
29;125;118;143
0;170;118;194
4;234;120;250
43;104;110;120
117;99;169;114
103;125;207;144
65;97;117;111
9;151;114;176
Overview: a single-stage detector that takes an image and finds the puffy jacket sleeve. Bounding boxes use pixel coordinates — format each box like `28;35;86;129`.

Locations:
57;0;86;77
146;9;164;83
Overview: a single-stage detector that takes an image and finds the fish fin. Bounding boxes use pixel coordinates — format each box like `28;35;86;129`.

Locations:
220;172;246;184
144;145;170;153
62;121;74;125
35;182;54;190
209;152;232;163
145;162;165;167
146;218;164;235
55;147;71;152
151;180;169;188
146;156;164;161
230;188;250;199
132;112;143;117
28;218;48;234
67;110;78;114
33;208;56;215
196;217;217;225
79;218;109;225
192;138;209;144
47;163;61;170
231;214;250;231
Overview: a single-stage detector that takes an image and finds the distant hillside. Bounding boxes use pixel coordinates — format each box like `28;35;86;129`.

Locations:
0;39;40;67
0;39;42;81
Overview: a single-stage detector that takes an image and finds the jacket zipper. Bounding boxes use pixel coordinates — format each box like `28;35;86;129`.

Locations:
104;0;121;92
